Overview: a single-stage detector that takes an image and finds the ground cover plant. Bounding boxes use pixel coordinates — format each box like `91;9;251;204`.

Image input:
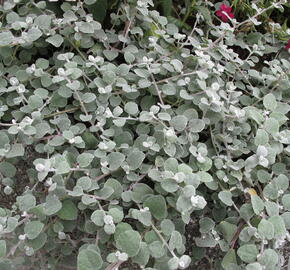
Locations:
0;0;289;269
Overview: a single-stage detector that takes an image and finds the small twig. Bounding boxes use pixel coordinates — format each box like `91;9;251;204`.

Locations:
210;126;219;157
151;223;177;258
95;172;111;182
6;242;22;258
230;220;245;248
155;70;205;85
44;107;79;118
0;122;16;126
147;65;164;105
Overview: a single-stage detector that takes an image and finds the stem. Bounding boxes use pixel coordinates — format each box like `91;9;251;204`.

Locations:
44;107;79;118
147;65;164;105
0;122;16;127
67;38;87;61
151;223;177;258
210;125;219;157
95;172;111;182
155;70;199;84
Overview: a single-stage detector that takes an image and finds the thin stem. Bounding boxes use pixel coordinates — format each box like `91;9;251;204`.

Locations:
155;70;199;84
95;172;111;182
67;38;87;61
44;107;79;118
151;223;177;258
0;122;16;127
210;126;219;157
147;65;164;105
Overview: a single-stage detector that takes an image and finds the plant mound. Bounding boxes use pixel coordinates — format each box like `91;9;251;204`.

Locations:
0;0;289;269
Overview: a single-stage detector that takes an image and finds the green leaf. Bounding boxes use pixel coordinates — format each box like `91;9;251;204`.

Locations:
246;263;263;270
258;249;278;268
263;183;278;200
77;153;94;167
218;191;233;206
57;200;78;221
0;31;14;46
282;194;290;210
35;15;52;30
107;152;125;170
6;143;25;158
0;240;6;258
197;6;213;25
132;242;150;266
264;118;279;135
135;209;152;226
197;171;213;182
268;215;286;238
0;162;16;177
149;241;166;258
169;230;183;250
125;102;139;115
79;22;94;34
254;129;269;145
27;28;42;42
218;221;237;243
237;244;258;263
55;160;70;174
199;217;215;233
77;249;103;270
26;232;47;251
104;178;123;199
116;230;141;257
82;131;98;149
108;208;124;223
164;158;178;172
258;219;274;240
24;221;44;240
104;224;115;235
265;201;279;216
281;212;290;229
103;49;118;61
160;219;175;236
189;119;205;133
144;195;167;220
195;234;217;247
46;34;64;47
170;115;188;131
161;178;179;193
263;93;277;111
44;196;62;216
222;249;237;270
91;210;105;226
251;195;264;215
168;257;179;270
17;194;36;211
127;149;145;170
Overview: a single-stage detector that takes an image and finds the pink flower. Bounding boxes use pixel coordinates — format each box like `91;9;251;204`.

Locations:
215;3;234;22
285;39;290;50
